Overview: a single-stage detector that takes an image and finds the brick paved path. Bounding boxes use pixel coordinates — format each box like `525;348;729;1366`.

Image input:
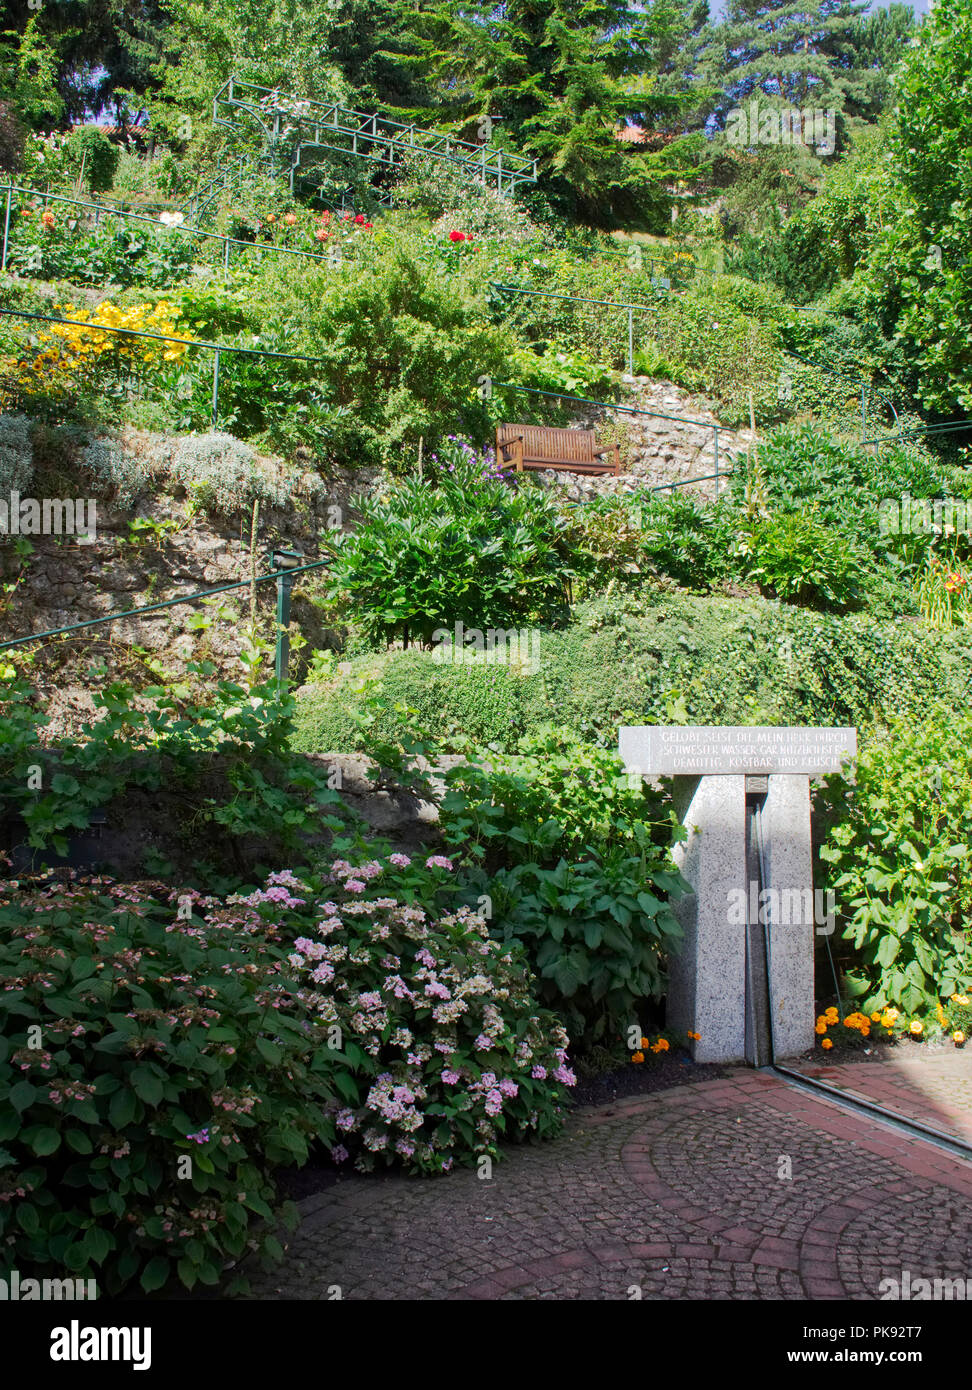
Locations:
247;1067;972;1300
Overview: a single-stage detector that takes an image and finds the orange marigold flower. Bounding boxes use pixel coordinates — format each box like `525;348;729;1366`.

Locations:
909;1020;923;1036
41;209;55;230
821;1037;833;1050
631;1051;644;1064
954;1031;966;1045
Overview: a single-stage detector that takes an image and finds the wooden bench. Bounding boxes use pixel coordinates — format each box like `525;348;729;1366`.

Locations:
495;424;621;476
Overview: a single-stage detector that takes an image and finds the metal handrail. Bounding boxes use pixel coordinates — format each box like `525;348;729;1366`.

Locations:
213;76;538;197
0;306;330;430
0;182;337;275
489;282;661;375
0;557;334;685
782;346;900;442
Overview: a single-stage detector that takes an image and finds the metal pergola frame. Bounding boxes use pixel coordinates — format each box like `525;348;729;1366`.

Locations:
213;77;538;197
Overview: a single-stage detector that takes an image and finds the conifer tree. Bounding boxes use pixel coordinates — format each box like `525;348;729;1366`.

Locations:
401;0;709;227
703;0;870;127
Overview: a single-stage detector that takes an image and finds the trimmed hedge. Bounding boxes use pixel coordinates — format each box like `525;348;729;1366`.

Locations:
292;591;972;752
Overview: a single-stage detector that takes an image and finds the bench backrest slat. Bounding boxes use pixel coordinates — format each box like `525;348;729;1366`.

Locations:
497;423;597;462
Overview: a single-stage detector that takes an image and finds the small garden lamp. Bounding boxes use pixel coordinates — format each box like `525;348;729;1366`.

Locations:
268;545;304;687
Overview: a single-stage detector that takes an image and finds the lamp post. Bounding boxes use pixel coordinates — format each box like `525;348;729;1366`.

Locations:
268;545;304;687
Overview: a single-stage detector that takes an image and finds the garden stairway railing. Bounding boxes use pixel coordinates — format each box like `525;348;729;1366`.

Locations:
0;305;332;430
0;556;333;688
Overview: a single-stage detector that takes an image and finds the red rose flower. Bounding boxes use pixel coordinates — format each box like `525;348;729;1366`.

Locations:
448;230;465;243
354;213;366;224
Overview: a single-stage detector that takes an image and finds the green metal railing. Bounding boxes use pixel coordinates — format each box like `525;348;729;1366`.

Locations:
0;556;333;687
0;306;331;430
860;418;972;451
490;283;660;375
0;183;340;277
781;347;901;444
213;76;538;197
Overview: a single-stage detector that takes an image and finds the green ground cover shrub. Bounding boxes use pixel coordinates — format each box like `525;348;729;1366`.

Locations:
568;492;738;597
241;246;505;465
293;593;972;753
437;723;668;868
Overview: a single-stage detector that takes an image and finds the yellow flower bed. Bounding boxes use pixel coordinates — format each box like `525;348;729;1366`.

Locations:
2;301;189;405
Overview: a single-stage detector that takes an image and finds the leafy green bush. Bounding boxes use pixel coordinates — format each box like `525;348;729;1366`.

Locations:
0;673;347;873
645;278;786;426
736;507;866;609
293;658;535;752
0;876;335;1294
856;0;972;415
635;493;739;591
438;723;668;868
559;492;740;600
325;437;575;646
727;216;837;305
6;211;197;289
489;831;687;1048
250;247;504;466
820;706;972;1016
63;127;119;193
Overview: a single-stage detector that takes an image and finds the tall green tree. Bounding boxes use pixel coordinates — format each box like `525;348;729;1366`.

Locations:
703;0;870;126
841;1;916;119
143;0;353;145
2;1;169;128
401;0;710;227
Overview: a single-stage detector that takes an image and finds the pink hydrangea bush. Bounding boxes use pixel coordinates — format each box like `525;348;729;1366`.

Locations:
252;854;576;1174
